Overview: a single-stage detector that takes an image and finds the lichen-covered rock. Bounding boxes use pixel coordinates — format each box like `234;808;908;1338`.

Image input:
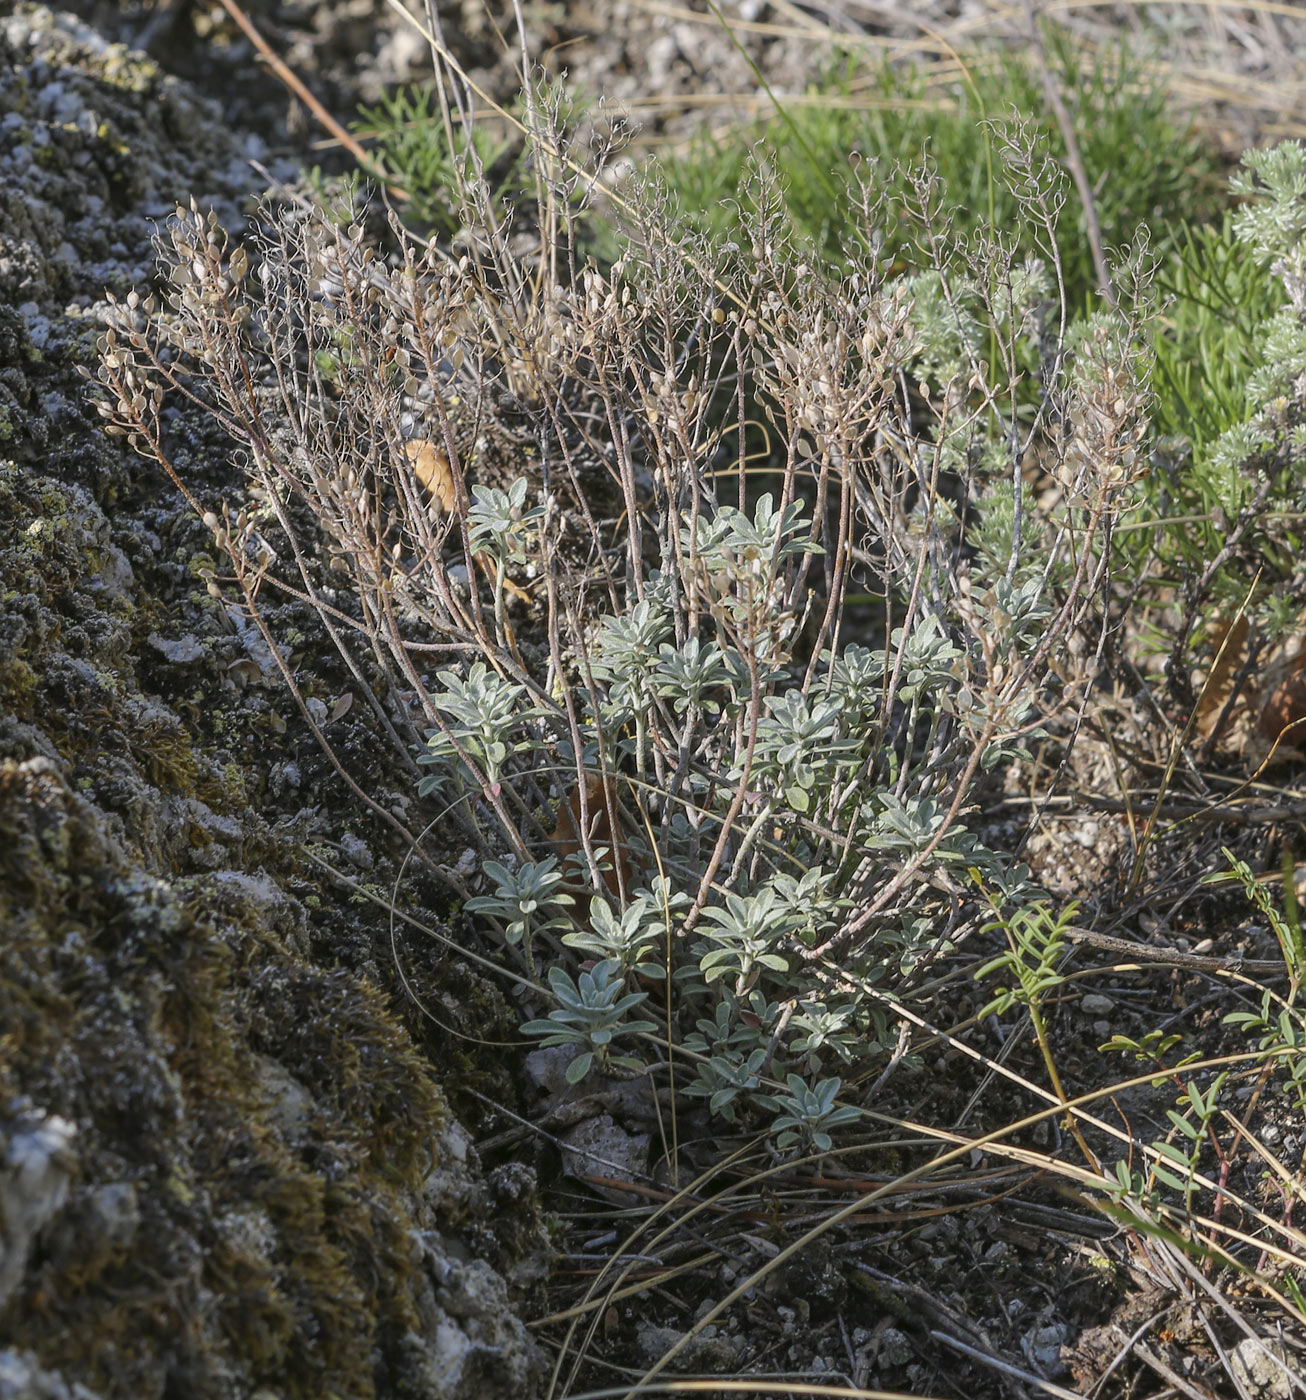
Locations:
0;758;541;1400
0;8;544;1398
0;1350;104;1400
0;5;263;307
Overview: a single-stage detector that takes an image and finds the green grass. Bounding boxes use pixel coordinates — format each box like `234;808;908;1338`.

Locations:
335;35;1222;318
650;36;1221;312
1138;214;1287;604
1152;215;1281;455
350;85;530;239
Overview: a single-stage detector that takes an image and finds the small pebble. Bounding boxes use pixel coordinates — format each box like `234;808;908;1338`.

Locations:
340;833;373;870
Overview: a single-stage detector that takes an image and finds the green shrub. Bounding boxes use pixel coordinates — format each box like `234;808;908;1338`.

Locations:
93;92;1174;1150
91;33;1306;1379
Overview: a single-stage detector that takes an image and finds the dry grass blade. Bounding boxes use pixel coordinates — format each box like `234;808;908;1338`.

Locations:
565;1383;952;1399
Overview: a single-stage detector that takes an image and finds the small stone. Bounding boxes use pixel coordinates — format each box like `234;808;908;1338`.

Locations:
1023;1321;1068;1375
559;1115;650;1206
0;1111;78;1311
0;1350;103;1400
148;632;204;665
879;1328;913;1367
635;1324;738;1373
1230;1336;1296;1399
1080;993;1113;1015
339;833;372;870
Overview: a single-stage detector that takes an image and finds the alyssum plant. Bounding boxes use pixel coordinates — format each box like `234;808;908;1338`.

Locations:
92;92;1157;1148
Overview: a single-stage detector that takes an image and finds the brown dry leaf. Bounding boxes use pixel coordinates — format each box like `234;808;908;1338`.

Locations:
403;438;457;514
548;774;632;903
329;692;353;722
1195;613;1249;741
1256;649;1306;758
1194;616;1306;766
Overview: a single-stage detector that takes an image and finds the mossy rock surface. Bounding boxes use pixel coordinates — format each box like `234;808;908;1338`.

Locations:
0;9;544;1398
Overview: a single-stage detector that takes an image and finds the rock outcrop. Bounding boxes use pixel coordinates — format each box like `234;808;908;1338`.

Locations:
0;9;543;1398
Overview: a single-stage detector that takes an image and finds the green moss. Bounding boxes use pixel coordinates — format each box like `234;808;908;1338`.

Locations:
0;763;449;1400
94;121;133;159
0;655;39;716
31;142;66;173
134;716;202;791
187;551;219;578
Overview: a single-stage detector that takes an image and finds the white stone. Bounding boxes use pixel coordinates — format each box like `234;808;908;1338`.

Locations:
1229;1336;1297;1399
